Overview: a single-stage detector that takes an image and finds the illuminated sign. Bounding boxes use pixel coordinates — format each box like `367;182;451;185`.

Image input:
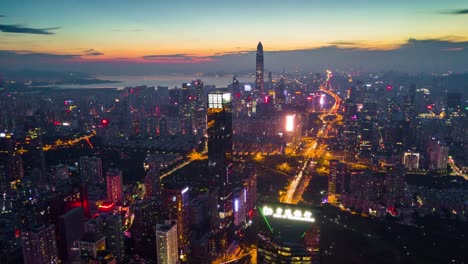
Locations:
262;205;315;223
286;115;295;132
181;187;189;194
244;84;252;92
234;199;239;212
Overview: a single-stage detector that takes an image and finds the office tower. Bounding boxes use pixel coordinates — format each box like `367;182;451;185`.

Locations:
106;168;123;205
192;79;206;136
21;224;59;264
80;156;103;185
156;220;179;264
132;198;163;240
0;132;23;192
164;187;190;256
86;213;125;261
207;91;235;255
328;159;345;204
207;91;233;166
402;152;420;170
57;207;85;261
144;161;162;199
76;232;106;259
256;41;264;94
427;138;449;171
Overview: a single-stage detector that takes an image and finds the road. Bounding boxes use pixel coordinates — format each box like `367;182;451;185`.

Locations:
448;156;468;180
281;71;342;204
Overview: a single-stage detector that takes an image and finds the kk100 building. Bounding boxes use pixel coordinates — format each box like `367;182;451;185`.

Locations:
257;203;320;264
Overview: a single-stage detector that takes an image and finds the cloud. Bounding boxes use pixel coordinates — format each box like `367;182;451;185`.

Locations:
141;53;214;63
0;24;59;35
84;49;104;56
0;37;467;74
0;15;5;18
442;9;468;15
327;41;359;45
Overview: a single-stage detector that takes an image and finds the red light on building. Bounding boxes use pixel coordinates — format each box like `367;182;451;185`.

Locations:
264;96;269;103
307;96;313;100
15;229;20;238
101;119;109;125
98;202;115;212
386;85;393;91
53;121;61;126
427;105;433;110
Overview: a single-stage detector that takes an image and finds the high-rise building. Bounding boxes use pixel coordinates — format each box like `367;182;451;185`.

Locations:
328;159;345;203
21;224;59;264
85;213;125;261
76;231;106;259
80;156;103;185
106;168;123;205
57;207;85;262
256;41;264;94
207;90;235;256
207;91;233;167
156;220;179;264
132;198;163;240
427;138;449;171
402;152;420;170
144;159;162;199
164;187;190;256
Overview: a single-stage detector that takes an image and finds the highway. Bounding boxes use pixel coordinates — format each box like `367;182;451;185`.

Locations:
448;156;468;180
281;71;342;204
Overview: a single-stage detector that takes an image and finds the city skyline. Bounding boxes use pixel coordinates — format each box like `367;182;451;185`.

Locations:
1;0;468;74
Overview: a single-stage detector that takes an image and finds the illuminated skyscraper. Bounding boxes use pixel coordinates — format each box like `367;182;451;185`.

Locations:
206;91;235;256
106;168;123;205
256;41;264;94
164;187;190;258
156;220;179;264
207;91;233;166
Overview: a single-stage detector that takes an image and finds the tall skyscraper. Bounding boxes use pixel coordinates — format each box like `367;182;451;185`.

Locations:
164;187;190;257
80;156;103;185
256;41;264;94
21;224;59;264
106;168;123;205
207;91;233;167
206;91;235;256
156;220;179;264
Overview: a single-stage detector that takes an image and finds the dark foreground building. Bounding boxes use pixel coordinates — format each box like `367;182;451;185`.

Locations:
257;203;320;264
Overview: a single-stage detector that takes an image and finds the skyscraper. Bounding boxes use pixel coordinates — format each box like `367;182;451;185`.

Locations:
21;224;59;264
86;213;125;261
156;220;179;264
164;187;190;258
206;91;235;256
207;91;233;166
106;168;123;205
256;41;264;94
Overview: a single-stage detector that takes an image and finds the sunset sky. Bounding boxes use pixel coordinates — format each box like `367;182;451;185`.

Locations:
1;0;467;73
